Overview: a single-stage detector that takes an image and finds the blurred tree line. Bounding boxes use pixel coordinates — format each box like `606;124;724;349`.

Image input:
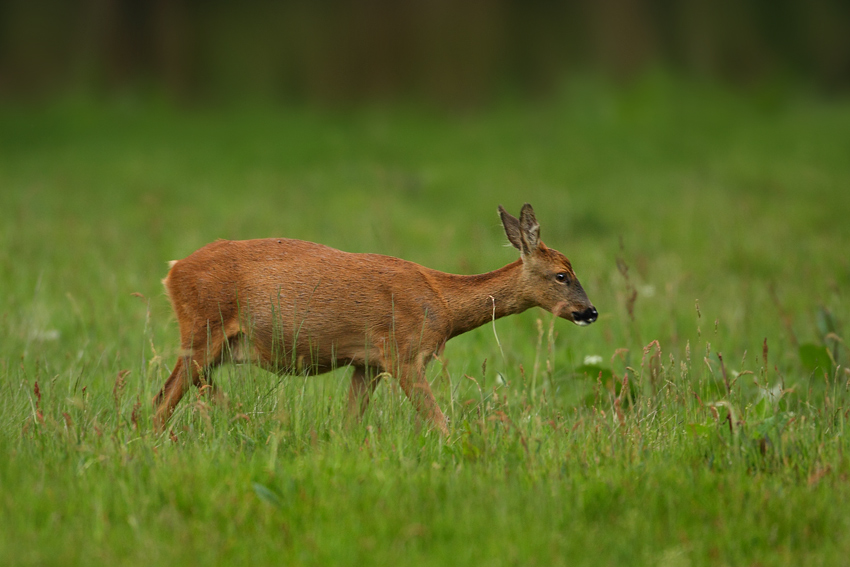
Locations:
1;0;848;104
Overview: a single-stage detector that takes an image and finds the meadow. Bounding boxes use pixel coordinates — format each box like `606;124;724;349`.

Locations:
1;77;849;566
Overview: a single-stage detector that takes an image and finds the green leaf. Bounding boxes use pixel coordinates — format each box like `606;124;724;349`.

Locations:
799;343;831;373
253;482;283;509
751;398;769;420
815;307;838;339
749;412;794;441
687;423;714;439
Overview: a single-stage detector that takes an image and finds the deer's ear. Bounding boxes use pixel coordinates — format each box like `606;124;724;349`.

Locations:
519;203;540;252
499;205;525;253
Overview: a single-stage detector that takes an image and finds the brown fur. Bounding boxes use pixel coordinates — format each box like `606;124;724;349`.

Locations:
152;204;596;435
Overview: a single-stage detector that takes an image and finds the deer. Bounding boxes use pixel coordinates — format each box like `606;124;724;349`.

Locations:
152;203;597;435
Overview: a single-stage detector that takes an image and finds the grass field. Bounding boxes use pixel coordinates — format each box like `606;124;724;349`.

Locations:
1;77;849;566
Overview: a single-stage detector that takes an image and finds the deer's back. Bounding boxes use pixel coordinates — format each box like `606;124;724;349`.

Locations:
164;238;451;364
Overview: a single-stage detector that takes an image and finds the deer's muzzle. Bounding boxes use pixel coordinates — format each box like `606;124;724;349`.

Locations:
572;306;598;326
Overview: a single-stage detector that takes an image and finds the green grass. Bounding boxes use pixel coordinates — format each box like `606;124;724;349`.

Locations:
1;76;849;566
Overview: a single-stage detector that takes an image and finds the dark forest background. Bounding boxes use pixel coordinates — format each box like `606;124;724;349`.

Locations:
2;0;849;105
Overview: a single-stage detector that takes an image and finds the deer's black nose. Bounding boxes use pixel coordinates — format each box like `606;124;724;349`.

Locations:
572;307;598;326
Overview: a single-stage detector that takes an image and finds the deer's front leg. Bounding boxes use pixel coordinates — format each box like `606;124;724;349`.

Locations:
395;357;448;435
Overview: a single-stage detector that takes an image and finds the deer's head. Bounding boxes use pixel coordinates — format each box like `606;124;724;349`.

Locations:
499;203;598;326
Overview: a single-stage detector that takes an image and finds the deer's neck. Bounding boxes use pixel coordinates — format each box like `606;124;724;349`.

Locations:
432;260;533;339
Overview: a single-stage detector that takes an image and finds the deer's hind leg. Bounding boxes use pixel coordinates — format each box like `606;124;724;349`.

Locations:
347;365;382;422
153;323;232;432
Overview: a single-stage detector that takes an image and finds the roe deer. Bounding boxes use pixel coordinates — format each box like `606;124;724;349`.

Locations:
153;203;597;435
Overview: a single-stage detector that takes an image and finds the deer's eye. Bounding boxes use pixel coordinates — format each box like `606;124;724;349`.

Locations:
555;273;568;283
